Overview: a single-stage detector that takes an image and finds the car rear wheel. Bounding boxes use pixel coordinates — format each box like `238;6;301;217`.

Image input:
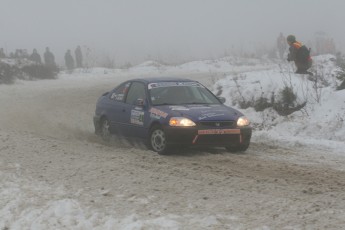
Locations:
225;142;250;153
100;118;111;142
149;125;170;155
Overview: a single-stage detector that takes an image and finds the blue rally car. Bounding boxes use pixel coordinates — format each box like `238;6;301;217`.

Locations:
94;77;252;154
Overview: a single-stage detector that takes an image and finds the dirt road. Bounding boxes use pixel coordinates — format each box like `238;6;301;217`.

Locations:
1;72;345;229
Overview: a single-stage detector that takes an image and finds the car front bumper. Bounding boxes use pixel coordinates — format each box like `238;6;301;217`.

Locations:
164;126;252;147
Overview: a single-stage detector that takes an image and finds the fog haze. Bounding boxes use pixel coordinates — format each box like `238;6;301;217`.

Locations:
1;0;344;65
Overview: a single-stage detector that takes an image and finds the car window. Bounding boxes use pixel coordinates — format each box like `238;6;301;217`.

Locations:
189;87;219;103
109;82;131;102
125;82;146;105
166;86;191;103
149;82;220;105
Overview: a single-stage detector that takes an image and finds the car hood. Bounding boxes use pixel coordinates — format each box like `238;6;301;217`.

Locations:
155;104;243;121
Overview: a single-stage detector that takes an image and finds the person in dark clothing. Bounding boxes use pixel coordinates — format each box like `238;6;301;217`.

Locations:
29;49;42;64
287;35;313;75
44;47;56;67
65;49;75;71
75;45;83;68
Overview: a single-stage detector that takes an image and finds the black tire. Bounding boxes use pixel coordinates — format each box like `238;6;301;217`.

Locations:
100;118;111;142
149;125;170;155
225;142;250;153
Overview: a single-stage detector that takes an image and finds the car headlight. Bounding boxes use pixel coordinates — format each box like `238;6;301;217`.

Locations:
237;116;250;127
169;117;196;127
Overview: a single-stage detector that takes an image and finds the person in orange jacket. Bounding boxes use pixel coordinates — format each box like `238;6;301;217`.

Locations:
287;35;313;75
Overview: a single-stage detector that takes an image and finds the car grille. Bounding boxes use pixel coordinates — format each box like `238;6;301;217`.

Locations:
198;121;235;128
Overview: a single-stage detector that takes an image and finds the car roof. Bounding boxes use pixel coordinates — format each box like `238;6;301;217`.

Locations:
131;77;197;84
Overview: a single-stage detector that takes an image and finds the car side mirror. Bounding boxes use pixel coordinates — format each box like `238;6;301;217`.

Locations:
218;97;226;104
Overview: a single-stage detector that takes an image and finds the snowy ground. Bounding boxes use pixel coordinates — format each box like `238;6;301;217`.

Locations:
1;56;345;229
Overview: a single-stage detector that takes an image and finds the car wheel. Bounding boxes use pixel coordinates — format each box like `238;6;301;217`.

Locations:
149;125;170;155
225;142;250;153
100;118;111;142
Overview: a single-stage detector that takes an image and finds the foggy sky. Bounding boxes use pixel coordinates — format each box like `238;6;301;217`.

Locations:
1;0;345;65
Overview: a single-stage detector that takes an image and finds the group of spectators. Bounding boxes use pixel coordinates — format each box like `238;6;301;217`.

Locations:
0;46;83;72
64;46;83;71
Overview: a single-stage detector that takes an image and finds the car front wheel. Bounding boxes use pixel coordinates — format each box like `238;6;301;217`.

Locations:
149;125;170;155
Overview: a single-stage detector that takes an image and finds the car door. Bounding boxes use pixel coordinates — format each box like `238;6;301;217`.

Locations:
119;81;148;138
106;81;131;135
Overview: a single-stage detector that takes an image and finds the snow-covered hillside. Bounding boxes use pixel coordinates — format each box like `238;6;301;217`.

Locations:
214;55;345;152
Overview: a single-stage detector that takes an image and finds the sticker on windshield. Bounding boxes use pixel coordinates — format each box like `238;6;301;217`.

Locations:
148;82;203;89
130;109;144;125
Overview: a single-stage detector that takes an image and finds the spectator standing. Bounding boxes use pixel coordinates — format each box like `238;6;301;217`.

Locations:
64;49;75;71
287;35;313;75
75;45;83;68
44;47;56;67
29;49;42;64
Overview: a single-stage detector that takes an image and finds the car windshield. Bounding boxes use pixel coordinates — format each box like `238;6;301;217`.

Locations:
148;82;221;106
